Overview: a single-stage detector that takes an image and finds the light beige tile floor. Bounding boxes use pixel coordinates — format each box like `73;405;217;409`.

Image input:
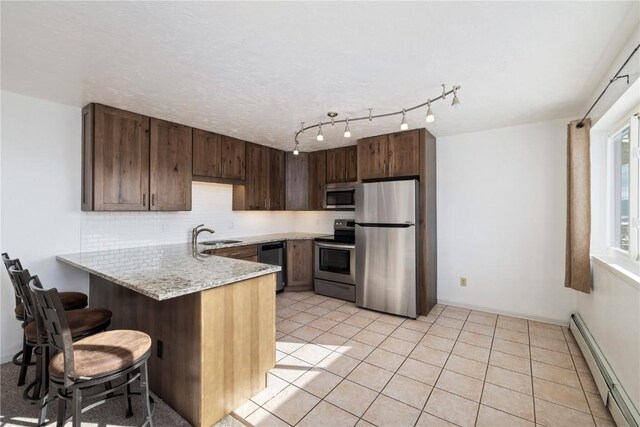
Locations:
233;292;613;427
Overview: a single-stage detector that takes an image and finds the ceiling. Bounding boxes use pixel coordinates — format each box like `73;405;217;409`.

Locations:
2;1;638;151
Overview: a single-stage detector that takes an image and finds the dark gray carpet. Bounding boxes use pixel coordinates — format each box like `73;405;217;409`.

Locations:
0;362;244;427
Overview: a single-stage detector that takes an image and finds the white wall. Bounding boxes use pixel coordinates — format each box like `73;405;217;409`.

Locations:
436;118;578;324
579;258;640;409
0;90;348;361
1;91;88;361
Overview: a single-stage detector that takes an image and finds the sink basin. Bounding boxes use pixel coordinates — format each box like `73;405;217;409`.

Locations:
200;240;242;246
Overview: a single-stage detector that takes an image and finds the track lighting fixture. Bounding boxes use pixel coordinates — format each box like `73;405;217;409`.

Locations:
291;84;461;154
344;118;351;138
425;100;434;123
400;109;409;130
452;87;460;107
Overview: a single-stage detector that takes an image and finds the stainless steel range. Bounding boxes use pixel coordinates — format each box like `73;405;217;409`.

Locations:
314;219;356;302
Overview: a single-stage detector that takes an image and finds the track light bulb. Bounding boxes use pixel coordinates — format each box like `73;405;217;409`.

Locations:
426;100;434;123
344;118;351;138
293;145;299;156
400;109;409;130
316;123;324;141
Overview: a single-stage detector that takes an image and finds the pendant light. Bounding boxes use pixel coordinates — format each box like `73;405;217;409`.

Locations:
425;100;434;123
344;118;351;138
452;87;461;107
400;109;409;130
316;123;324;141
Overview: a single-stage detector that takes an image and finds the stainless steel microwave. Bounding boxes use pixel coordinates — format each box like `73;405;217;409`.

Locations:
323;183;356;210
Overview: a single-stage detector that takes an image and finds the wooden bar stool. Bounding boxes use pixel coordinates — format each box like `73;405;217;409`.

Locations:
7;266;112;404
2;253;88;387
29;276;154;427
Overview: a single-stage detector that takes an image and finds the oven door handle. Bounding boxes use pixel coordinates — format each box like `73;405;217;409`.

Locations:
316;242;355;250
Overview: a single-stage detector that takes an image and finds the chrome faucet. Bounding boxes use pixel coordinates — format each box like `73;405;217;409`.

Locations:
192;224;215;247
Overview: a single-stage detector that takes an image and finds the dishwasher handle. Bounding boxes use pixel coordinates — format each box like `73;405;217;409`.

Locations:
260;242;285;251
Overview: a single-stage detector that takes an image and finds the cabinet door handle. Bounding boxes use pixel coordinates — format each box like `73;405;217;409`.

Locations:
152;194;155;206
143;193;146;206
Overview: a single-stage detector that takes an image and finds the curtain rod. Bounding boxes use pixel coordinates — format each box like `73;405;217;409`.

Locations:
576;42;640;128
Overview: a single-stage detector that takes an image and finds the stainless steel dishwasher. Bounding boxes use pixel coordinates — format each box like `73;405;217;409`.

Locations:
258;242;286;293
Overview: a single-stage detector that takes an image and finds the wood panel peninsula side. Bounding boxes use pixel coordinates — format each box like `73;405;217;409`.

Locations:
57;242;282;427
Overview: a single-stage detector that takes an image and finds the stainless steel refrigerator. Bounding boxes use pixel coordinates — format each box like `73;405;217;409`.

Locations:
355;180;419;319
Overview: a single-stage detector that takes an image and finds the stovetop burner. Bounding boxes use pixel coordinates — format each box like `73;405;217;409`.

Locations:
314;219;355;245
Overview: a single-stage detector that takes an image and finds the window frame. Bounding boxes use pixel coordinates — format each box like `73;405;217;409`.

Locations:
608;113;639;262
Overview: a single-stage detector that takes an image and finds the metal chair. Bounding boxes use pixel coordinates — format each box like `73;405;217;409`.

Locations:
29;276;153;427
7;265;112;404
1;252;88;387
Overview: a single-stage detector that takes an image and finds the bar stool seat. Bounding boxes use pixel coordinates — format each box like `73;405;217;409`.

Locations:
15;292;88;320
24;308;112;343
49;330;152;381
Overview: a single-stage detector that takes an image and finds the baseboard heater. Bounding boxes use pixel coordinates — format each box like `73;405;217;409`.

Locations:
570;314;639;427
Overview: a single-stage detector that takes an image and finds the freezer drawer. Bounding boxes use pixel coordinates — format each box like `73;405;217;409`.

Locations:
314;278;356;302
355;223;418;318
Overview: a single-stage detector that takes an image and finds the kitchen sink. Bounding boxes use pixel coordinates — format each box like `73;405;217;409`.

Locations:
200;240;242;246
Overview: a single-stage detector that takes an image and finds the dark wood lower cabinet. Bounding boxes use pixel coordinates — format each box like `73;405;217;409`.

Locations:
286;240;313;291
203;245;257;260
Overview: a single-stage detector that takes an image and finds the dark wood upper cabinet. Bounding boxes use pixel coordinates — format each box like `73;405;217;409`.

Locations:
149;118;192;211
234;142;266;210
308;150;327;210
193;130;245;183
233;144;285;211
82;104;150;211
220;136;246;181
286;152;309;210
268;148;286;210
326;145;357;183
192;129;221;178
358;130;420;181
326;148;346;184
345;145;358;182
357;134;389;181
388;130;420;177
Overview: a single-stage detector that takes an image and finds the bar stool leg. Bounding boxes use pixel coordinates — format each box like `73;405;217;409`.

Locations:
56;387;66;427
124;372;133;418
71;389;82;427
38;379;54;427
140;362;153;427
17;336;32;386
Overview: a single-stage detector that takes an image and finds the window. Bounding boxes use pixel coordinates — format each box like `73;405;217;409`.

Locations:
610;114;639;261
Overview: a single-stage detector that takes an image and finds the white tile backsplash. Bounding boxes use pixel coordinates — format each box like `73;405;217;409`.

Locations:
80;182;352;252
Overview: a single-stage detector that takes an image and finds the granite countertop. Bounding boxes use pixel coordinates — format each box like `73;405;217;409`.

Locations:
57;232;328;301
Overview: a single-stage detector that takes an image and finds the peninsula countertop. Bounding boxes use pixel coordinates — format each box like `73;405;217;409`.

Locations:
57;232;327;301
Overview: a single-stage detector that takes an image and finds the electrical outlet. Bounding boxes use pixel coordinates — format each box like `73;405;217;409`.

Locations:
460;277;467;287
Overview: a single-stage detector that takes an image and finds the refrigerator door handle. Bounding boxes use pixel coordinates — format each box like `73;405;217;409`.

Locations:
355;222;414;228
